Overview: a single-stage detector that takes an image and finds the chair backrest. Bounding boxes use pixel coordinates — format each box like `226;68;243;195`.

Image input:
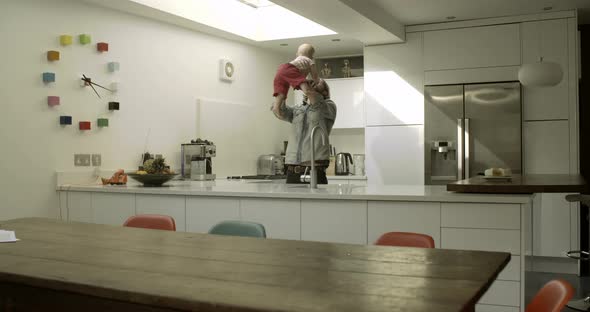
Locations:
123;214;176;231
374;232;435;248
526;279;574;312
208;221;266;238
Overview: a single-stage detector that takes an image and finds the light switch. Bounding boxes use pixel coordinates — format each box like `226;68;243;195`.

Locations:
74;154;90;167
92;154;101;166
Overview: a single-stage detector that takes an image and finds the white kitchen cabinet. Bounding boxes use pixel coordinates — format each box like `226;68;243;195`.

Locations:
476;304;520;312
68;192;135;226
301;200;367;244
368;201;440;247
327;77;364;129
293;77;364;129
365;32;424;126
58;191;68;221
90;193;135;226
240;198;300;240
441;228;521;255
478;280;521;307
365;125;424;185
532;193;575;257
186;197;239;233
423;24;520;71
67;191;92;223
523;120;570;174
441;203;520;230
521;19;569;121
136;194;186;231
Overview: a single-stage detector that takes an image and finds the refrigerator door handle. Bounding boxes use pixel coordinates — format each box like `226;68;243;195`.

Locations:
464;118;470;179
457;118;464;180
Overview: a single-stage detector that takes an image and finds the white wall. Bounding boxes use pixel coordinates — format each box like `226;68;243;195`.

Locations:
329;129;365;156
0;0;290;219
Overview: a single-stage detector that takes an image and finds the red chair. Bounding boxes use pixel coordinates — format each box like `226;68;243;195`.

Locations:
374;232;435;248
526;279;574;312
123;214;176;231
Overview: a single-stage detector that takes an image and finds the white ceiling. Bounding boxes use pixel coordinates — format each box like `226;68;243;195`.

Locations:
263;0;590;57
83;0;590;58
367;0;590;25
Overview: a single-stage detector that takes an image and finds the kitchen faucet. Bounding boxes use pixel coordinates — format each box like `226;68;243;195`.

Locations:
301;125;327;189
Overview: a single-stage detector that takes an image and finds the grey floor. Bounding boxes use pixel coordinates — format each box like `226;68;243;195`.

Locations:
526;272;590;311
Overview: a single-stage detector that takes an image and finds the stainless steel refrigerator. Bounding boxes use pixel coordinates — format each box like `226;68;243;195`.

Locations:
424;82;522;185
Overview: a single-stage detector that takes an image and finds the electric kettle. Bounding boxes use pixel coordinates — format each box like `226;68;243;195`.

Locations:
335;153;353;176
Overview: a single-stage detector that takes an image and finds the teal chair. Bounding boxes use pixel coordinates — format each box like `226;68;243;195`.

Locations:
208;220;267;238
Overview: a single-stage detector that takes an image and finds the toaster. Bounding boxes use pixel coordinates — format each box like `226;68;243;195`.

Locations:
257;154;284;175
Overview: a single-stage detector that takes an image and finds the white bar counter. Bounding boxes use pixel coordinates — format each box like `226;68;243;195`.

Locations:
57;179;531;204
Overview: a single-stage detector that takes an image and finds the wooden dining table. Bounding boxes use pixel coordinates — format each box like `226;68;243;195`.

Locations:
0;218;510;312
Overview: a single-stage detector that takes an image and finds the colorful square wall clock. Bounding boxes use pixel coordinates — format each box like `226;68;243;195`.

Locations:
47;96;60;107
79;121;91;130
59;116;72;125
79;34;91;45
42;72;55;83
60;35;72;46
108;102;120;110
97;42;108;52
47;50;60;61
97;118;109;127
107;62;120;72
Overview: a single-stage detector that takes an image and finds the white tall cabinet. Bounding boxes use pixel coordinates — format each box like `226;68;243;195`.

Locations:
292;77;364;129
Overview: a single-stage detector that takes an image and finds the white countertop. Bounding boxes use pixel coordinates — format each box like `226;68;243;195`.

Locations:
57;179;532;204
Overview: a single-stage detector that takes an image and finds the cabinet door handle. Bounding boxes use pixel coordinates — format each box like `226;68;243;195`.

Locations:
464;118;470;179
457;118;464;180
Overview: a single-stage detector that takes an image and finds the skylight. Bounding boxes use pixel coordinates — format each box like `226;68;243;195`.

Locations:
128;0;336;41
237;0;274;9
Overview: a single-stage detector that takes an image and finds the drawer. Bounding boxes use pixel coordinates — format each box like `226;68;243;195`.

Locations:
497;256;521;281
441;228;520;255
476;304;519;312
479;280;520;307
442;203;520;229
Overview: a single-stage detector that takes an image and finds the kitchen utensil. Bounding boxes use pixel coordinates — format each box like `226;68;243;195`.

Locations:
335;152;353;176
257;154;284;176
353;154;365;176
181;139;216;180
127;173;178;186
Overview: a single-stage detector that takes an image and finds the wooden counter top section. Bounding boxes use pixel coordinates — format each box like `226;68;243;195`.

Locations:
447;174;588;194
0;218;510;312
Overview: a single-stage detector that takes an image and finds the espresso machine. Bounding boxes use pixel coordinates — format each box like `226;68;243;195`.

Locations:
181;139;216;180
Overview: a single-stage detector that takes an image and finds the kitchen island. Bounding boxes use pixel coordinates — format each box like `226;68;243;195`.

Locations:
58;179;530;311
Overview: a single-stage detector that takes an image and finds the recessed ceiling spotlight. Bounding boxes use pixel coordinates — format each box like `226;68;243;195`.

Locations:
280;43;288;46
331;39;341;42
543;6;553;11
446;16;456;20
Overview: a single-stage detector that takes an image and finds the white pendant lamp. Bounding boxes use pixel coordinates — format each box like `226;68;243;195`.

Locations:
518;57;563;87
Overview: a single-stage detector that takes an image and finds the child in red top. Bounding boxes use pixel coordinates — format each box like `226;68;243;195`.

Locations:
272;43;320;117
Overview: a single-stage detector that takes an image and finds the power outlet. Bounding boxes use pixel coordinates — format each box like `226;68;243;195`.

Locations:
74;154;91;167
91;154;102;167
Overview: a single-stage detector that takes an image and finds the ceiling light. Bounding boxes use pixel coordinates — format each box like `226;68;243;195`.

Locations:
331;39;341;42
446;16;456;20
543;6;553;11
280;43;288;46
518;58;563;87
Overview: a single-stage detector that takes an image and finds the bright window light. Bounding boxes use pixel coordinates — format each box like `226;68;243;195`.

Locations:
128;0;336;41
237;0;274;8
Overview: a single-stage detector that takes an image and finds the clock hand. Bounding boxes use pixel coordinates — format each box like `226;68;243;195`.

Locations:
87;80;113;92
82;75;101;99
